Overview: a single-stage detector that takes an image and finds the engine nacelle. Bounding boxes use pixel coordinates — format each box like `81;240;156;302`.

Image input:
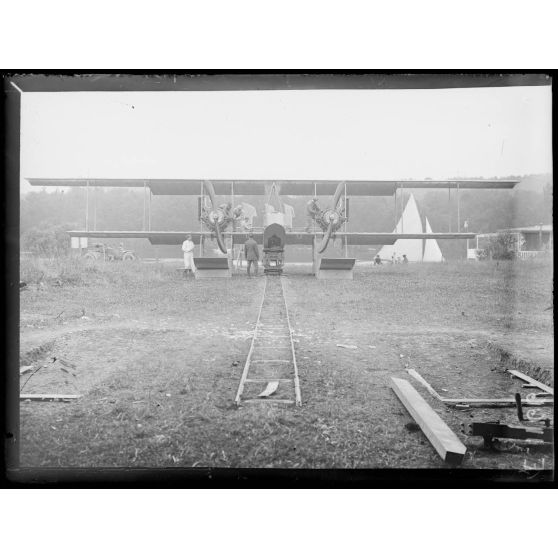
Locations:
317;208;345;232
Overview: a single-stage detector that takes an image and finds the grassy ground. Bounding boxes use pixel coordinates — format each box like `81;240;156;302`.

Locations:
19;256;554;469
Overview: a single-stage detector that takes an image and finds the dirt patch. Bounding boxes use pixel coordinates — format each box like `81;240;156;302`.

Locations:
20;340;56;367
486;340;554;387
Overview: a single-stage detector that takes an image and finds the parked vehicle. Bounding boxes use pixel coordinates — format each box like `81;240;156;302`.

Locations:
83;243;137;261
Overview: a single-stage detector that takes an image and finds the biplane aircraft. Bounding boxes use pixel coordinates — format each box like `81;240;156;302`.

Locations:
26;177;519;275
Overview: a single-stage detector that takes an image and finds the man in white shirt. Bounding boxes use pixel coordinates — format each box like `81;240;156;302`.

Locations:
182;235;196;275
283;203;295;231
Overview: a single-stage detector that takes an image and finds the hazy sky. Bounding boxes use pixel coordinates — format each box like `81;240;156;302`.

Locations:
20;85;552;193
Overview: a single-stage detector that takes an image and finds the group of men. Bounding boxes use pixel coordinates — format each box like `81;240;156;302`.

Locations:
180;196;351;276
181;233;260;277
184;235;409;277
213;202;254;231
373;253;408;265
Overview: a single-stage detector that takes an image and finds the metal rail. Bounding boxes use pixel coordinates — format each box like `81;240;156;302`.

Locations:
234;275;301;406
281;276;302;405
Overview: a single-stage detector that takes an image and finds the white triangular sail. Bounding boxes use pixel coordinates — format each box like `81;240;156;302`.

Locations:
377;194;423;262
423;217;444;262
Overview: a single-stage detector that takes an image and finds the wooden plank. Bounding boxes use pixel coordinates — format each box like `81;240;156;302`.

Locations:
506;369;553;395
406;370;552;405
251;359;292;363
244;378;293;383
242;399;294;404
448;401;553;409
256;335;290;340
407;369;443;399
193;257;230;270
20;393;81;401
441;398;552;404
319;258;356;270
391;377;467;465
258;381;280;397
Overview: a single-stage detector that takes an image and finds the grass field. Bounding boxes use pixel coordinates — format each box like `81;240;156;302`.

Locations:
19;256;554;470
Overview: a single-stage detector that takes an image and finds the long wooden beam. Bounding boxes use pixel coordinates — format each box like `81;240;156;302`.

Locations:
407;369;443;399
407;368;552;406
391;377;467;465
20;394;81;401
443;398;553;406
506;369;553;395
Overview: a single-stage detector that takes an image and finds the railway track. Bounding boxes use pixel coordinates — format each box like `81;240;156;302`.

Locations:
234;275;302;406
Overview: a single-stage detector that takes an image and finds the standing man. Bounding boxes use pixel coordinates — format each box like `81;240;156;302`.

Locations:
283;203;295;231
244;233;260;277
182;235;196;276
219;201;233;221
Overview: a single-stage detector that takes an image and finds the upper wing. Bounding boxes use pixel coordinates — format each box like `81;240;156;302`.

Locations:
28;178;519;196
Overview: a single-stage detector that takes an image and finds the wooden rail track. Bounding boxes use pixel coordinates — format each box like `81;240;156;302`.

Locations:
234;276;302;406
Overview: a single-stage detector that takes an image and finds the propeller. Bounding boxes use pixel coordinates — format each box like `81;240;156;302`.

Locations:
317;182;345;253
202;180;228;254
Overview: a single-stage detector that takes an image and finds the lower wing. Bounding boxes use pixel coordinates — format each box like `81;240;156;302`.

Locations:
68;230;474;246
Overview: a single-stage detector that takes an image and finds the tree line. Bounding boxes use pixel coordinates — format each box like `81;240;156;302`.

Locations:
20;175;552;259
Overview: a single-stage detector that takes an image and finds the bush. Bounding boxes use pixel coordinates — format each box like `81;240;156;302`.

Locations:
486;232;518;260
21;223;79;257
20;255;177;288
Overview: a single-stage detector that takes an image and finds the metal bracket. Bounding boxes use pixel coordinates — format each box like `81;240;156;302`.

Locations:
461;421;553;448
515;392;552;426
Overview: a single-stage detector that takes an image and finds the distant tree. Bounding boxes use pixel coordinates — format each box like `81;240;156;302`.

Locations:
22;222;79;257
486;232;517;260
19;175;552;259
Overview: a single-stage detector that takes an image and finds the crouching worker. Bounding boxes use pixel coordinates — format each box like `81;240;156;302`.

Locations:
244;233;260;277
182;235;196;276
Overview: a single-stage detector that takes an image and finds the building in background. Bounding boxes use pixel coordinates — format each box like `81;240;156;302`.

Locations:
471;224;552;260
